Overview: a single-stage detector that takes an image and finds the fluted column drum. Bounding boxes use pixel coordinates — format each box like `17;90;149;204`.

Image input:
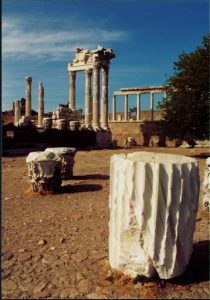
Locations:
109;151;200;279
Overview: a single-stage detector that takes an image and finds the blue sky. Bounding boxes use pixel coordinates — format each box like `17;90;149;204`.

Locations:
2;0;209;113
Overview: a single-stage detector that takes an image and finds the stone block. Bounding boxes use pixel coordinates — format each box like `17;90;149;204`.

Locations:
45;147;77;179
109;151;200;279
26;151;62;194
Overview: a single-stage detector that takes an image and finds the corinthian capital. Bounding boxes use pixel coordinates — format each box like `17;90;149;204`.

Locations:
93;63;101;71
85;69;92;77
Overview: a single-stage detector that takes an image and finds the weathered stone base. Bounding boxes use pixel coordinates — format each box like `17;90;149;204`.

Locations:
109;151;200;279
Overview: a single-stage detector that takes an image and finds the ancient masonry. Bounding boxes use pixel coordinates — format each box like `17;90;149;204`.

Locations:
112;86;167;121
109;151;200;279
67;46;116;131
38;82;44;128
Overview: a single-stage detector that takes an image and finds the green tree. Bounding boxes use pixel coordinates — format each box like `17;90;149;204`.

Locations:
158;35;209;145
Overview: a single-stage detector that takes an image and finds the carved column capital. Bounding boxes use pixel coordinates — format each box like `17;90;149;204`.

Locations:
69;71;76;79
93;63;101;71
25;76;32;83
85;68;92;77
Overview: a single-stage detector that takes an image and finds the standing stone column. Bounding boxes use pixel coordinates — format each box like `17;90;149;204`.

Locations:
69;71;76;111
92;63;100;130
101;65;109;130
14;100;21;125
163;91;167;102
38;82;44;127
136;93;141;121
124;94;128;121
25;76;32;117
112;95;116;121
150;92;154;121
85;69;92;129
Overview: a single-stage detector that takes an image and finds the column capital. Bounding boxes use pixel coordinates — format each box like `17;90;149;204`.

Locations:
69;70;76;78
85;68;92;77
93;63;101;71
102;64;110;72
25;76;32;83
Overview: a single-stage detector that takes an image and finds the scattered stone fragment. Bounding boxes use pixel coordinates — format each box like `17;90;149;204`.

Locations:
37;239;47;245
2;279;18;290
87;292;107;299
77;278;93;295
33;280;48;294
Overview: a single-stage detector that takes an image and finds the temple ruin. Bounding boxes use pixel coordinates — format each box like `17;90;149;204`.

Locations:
112;86;167;121
67;46;116;131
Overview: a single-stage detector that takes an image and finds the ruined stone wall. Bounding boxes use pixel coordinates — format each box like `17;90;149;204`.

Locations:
108;110;163;122
109;121;177;148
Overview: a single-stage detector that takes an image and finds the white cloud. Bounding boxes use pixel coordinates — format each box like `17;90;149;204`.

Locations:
2;17;128;61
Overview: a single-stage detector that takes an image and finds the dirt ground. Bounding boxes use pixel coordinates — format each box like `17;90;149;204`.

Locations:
2;146;210;299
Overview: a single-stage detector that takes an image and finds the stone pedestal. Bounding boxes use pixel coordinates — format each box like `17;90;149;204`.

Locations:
43;118;52;129
26;151;63;194
45;147;77;179
69;121;79;131
57;119;66;130
109;151;200;279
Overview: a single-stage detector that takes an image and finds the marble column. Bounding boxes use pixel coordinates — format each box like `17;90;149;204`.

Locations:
38;82;44;127
25;76;32;117
112;95;116;121
85;69;92;129
150;92;154;121
69;71;76;111
101;65;109;130
14;100;21;125
136;93;141;121
92;64;100;130
163;91;167;102
124;94;128;121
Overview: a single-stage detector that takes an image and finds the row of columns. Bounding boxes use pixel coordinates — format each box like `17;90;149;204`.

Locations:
14;77;44;127
68;64;109;131
112;92;167;121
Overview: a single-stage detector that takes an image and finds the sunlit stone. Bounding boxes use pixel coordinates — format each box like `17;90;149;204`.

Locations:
203;157;210;212
26;151;62;194
109;151;200;279
45;147;77;179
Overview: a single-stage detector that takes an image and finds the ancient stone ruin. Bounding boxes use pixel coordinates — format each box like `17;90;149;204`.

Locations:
26;151;63;194
109;151;200;279
67;46;116;131
26;147;77;194
45;147;77;179
203;157;210;212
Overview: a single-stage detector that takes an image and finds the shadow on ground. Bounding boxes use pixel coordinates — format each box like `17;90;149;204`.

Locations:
60;183;103;194
73;174;109;180
169;240;210;285
132;240;209;288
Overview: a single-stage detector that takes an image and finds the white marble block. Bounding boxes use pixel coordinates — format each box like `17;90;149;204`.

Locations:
26;151;62;194
109;151;200;279
45;147;77;180
203;157;210;212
